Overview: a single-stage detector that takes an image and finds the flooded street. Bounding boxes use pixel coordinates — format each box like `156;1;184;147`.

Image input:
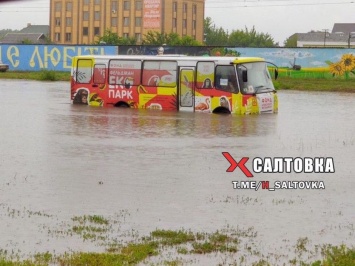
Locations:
0;79;354;264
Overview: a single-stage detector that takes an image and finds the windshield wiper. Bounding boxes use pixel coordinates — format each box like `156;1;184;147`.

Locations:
254;85;265;94
253;86;275;95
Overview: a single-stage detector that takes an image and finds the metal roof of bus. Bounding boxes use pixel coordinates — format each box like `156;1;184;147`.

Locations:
73;55;266;64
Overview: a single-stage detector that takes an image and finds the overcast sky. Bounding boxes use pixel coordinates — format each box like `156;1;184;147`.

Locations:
0;0;354;44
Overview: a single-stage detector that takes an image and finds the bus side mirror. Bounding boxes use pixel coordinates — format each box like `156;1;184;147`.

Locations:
242;70;248;82
275;69;278;80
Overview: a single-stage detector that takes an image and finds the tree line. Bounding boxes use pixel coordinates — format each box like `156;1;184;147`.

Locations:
97;17;296;47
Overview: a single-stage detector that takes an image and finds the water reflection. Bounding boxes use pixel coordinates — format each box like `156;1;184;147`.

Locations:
62;106;277;140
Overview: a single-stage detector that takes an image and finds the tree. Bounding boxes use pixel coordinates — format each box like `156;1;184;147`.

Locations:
204;18;278;47
284;34;298;47
204;17;229;46
95;29;136;45
142;31;202;46
142;31;178;45
0;29;19;41
228;26;276;47
179;35;202;46
21;38;33;44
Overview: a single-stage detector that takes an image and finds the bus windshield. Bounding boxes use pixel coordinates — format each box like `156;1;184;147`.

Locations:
237;62;275;94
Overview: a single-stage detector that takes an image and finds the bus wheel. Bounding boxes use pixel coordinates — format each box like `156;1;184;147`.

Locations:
213;107;231;115
114;102;130;108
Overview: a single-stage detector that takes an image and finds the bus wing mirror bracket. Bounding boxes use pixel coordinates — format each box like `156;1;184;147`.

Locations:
266;61;279;80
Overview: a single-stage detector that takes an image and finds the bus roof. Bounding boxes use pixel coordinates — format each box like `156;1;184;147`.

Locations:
73;54;266;65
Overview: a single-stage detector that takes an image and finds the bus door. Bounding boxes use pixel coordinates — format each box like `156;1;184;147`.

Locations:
179;68;195;112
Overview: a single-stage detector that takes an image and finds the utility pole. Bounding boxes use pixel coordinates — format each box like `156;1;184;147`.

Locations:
348;32;355;48
322;29;329;47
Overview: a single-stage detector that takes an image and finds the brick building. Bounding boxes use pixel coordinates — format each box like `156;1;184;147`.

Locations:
49;0;205;44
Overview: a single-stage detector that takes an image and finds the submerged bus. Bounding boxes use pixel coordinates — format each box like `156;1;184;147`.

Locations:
71;55;278;114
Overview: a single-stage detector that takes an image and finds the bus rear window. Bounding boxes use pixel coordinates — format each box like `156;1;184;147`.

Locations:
142;60;177;87
76;59;93;84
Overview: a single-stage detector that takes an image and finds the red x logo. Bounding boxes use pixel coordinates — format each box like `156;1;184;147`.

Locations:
222;152;254;178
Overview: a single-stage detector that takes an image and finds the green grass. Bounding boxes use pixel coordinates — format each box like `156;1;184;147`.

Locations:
0;70;70;81
70;215;111;242
0;239;354;266
58;242;158;266
150;229;195;245
311;245;355;266
0;213;354;266
274;76;355;92
72;215;109;225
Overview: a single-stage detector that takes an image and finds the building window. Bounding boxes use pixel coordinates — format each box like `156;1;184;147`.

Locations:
66;32;72;42
193;5;197;14
66;2;72;11
94;27;100;35
135;17;142;27
135;0;142;10
172;18;177;28
55;18;61;26
55;32;61;41
123;33;129;38
111;1;118;12
83;27;89;36
124;1;130;10
123;17;130;26
183;3;187;13
55;2;61;12
94;11;100;20
66;17;72;26
193;20;196;30
111;17;118;27
173;2;177;12
84;0;90;5
94;0;100;4
183;19;187;29
83;11;89;21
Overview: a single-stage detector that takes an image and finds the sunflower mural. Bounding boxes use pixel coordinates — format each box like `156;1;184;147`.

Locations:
329;54;355;78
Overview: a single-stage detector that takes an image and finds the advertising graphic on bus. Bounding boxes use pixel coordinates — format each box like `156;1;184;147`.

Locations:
71;55;278;114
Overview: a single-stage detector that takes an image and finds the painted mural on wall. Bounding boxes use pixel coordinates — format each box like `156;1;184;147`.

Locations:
117;45;211;56
230;47;353;69
230;47;355;79
0;44;354;76
0;44;117;71
328;53;355;78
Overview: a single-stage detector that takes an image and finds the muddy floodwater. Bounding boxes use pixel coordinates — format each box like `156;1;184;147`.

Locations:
0;79;354;265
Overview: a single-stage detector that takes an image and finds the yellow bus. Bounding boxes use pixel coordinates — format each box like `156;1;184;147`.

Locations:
71;55;278;114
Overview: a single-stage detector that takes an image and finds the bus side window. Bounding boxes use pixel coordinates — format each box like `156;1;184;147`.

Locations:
215;65;238;93
93;64;106;84
142;60;177;87
196;61;215;89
